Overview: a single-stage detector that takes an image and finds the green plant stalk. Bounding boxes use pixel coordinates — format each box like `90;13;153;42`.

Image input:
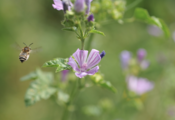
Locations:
81;39;85;50
85;33;94;51
61;78;82;120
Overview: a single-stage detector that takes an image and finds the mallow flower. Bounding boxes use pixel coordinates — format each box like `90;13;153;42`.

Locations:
127;76;154;95
68;49;101;78
120;51;131;70
52;0;72;12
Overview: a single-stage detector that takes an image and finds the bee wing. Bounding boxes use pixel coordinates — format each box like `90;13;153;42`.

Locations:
31;47;42;53
12;42;22;51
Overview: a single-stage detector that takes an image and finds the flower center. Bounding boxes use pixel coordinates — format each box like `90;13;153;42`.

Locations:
81;63;87;72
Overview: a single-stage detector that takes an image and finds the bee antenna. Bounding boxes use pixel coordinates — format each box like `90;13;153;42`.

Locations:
29;43;33;46
23;42;27;46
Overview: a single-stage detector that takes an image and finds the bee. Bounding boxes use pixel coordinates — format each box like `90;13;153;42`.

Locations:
18;43;33;63
13;42;41;63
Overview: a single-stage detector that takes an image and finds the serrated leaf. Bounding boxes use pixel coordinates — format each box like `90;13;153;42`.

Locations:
20;71;37;81
134;8;170;37
25;80;57;106
43;58;72;73
23;69;57;106
89;30;105;36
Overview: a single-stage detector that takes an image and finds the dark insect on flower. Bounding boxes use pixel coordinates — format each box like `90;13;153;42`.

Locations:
62;1;69;13
87;14;94;22
100;50;106;59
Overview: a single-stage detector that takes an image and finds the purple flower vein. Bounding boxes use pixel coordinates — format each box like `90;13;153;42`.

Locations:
68;49;101;78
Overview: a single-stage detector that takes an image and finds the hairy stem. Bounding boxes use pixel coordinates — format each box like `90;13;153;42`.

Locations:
85;33;94;51
61;78;82;120
81;40;84;50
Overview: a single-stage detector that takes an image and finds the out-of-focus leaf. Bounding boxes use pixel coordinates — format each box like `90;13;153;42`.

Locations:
25;80;57;106
89;29;105;36
22;69;57;106
90;73;117;93
43;58;72;72
82;105;102;116
20;71;37;81
100;81;117;93
58;91;69;103
134;8;170;37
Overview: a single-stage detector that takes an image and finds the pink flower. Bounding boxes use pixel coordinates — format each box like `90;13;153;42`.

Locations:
68;49;101;78
52;0;72;11
127;76;154;95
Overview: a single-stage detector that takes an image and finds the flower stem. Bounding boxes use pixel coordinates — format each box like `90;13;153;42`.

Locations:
81;40;84;50
61;78;82;120
85;33;94;51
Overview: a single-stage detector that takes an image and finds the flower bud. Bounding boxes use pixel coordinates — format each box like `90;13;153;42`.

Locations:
61;70;69;82
137;49;146;62
100;50;106;59
74;0;85;13
87;14;94;22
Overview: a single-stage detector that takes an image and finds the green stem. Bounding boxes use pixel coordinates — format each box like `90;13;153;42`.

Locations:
85;33;94;51
61;78;82;120
81;40;84;50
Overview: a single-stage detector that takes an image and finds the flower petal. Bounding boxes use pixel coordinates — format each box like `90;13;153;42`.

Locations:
87;49;101;69
75;72;87;78
137;78;154;95
52;0;63;10
73;49;88;67
68;57;80;72
86;66;99;75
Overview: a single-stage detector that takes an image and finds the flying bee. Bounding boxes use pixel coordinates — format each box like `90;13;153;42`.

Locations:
13;43;41;63
19;43;33;63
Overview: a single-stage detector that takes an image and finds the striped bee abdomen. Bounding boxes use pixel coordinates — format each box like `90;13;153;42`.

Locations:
19;56;26;63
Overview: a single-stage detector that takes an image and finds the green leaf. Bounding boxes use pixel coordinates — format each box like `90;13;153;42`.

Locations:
20;71;37;81
89;30;105;36
134;8;170;37
43;58;72;73
62;27;77;32
24;69;57;106
58;91;69;103
90;73;117;93
99;81;117;93
82;105;102;116
62;20;74;27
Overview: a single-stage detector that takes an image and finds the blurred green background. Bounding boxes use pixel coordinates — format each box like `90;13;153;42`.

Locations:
1;0;175;120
